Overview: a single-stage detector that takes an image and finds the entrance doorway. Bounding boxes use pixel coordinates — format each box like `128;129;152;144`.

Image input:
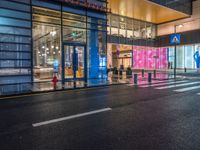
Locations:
63;44;86;87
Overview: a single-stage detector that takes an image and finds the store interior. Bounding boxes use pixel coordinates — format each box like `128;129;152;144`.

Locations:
33;22;61;82
108;43;200;77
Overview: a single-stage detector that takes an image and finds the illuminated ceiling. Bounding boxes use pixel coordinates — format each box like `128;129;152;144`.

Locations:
108;0;189;24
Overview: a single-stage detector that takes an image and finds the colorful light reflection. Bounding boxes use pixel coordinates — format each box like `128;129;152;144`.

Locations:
133;46;168;69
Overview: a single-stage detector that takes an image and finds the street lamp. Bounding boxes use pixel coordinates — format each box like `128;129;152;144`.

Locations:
174;24;183;79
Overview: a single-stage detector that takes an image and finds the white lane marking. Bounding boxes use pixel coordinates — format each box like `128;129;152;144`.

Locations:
32;108;112;127
155;81;200;90
174;85;200;92
197;93;200;95
128;79;174;86
139;80;188;88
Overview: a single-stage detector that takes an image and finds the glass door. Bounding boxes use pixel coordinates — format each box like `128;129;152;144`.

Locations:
64;45;74;79
75;46;85;79
64;45;85;81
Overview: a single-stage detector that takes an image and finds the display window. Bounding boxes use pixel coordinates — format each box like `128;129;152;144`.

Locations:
168;44;200;70
133;46;168;69
33;7;61;81
108;14;156;40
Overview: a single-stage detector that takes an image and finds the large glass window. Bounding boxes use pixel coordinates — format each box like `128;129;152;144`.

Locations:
194;44;200;69
127;18;133;38
63;12;86;43
140;22;146;39
108;14;156;40
133;46;168;69
133;20;141;39
168;47;175;69
168;45;199;70
33;7;61;81
63;27;86;43
87;16;107;79
176;46;184;68
185;45;194;68
110;15;119;36
119;17;126;37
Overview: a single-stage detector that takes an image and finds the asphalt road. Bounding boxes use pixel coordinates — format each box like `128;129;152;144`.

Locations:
0;80;200;150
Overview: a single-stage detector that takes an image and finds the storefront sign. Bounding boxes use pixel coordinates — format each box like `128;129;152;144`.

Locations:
51;0;109;13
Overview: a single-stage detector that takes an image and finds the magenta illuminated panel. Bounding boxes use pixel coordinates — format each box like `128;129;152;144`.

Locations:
133;46;168;69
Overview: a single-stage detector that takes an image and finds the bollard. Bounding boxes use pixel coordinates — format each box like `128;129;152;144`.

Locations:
148;72;152;83
134;73;138;84
74;80;77;88
142;69;145;77
153;70;156;78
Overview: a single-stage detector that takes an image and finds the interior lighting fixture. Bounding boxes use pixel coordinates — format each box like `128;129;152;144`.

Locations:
50;31;56;36
178;24;184;28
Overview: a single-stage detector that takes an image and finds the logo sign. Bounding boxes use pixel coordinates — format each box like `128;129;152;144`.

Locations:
170;34;181;45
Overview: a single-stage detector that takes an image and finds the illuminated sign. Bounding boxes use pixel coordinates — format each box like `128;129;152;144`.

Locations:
170;34;181;45
50;0;110;13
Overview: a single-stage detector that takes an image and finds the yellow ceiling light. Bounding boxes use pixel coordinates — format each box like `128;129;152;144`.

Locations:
108;0;189;24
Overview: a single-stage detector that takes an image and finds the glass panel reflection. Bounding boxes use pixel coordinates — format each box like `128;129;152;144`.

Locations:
33;23;61;81
64;46;85;79
75;46;85;78
64;46;74;79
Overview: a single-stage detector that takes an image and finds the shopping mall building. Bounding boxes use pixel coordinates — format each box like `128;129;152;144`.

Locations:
0;0;199;96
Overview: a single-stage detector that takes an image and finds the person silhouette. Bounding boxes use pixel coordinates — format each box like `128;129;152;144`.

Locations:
194;51;200;68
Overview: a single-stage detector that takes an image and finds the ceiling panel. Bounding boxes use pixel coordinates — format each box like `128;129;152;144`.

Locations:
108;0;189;24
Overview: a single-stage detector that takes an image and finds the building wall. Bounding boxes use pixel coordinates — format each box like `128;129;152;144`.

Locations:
0;0;32;95
0;0;108;96
157;0;200;36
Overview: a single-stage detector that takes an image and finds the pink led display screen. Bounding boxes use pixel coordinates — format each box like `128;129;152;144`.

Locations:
133;46;168;69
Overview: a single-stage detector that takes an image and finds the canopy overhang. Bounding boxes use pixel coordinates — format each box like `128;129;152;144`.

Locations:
108;0;190;24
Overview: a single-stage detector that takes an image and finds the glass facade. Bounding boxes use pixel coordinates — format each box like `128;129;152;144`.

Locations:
133;47;168;70
133;44;200;71
108;43;200;72
32;0;107;83
0;0;32;95
107;44;168;70
107;14;156;40
0;0;198;96
32;6;61;81
168;44;200;70
0;0;107;95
